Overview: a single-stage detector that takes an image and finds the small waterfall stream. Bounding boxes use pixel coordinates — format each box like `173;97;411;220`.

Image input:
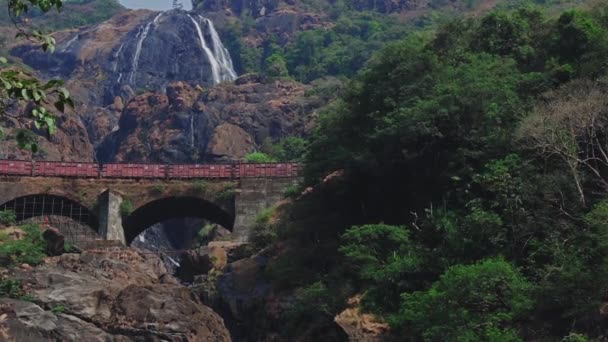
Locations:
188;14;237;84
188;14;222;84
130;12;165;84
202;15;238;81
190;114;195;148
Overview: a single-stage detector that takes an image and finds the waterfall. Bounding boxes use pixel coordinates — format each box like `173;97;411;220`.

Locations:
112;43;125;72
62;35;78;52
188;14;237;85
129;12;164;84
200;15;237;81
190;115;195;148
163;253;181;267
188;14;221;84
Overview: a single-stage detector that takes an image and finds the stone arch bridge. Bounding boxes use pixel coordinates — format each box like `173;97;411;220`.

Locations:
0;169;297;246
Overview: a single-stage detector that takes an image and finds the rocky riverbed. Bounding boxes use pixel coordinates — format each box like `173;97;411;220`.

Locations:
0;247;231;341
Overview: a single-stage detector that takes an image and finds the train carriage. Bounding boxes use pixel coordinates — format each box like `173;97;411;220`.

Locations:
0;160;32;176
34;161;99;178
168;164;234;179
102;164;167;178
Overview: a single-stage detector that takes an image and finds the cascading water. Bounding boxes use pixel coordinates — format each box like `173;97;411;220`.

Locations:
62;35;79;52
190;115;195;148
201;15;238;81
188;14;237;84
188;14;221;84
129;12;165;84
111;9;238;101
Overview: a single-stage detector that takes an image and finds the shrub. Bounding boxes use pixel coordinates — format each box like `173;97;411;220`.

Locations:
191;180;208;194
283;183;303;198
0;224;46;267
149;185;164;196
216;184;237;201
394;258;533;340
244;152;276;163
273;136;308;162
251;206;279;250
0;210;16;226
51;305;65;314
0;278;30;300
120;199;134;217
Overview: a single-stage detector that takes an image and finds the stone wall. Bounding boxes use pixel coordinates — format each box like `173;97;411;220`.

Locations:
233;177;298;242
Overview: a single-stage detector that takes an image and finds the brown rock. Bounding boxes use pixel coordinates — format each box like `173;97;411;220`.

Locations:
207;123;255;159
334;295;390;342
4;248;231;341
167;81;198;111
112;96;124;112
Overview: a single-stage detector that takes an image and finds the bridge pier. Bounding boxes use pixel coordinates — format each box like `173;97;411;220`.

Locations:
233;178;298;242
98;190;126;245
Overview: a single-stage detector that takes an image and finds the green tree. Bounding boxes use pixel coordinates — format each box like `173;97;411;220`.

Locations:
340;224;424;314
0;0;74;151
263;53;289;78
395;258;533;341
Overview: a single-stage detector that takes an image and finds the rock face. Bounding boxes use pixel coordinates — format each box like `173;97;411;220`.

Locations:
13;9;236;108
97;78;323;163
1;248;231;341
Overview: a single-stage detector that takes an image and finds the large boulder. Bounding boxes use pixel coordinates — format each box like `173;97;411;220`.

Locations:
206;123;255;159
2;247;231;341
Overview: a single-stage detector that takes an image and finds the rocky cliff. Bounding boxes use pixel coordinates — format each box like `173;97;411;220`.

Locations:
96;77;331;162
7;6;336;163
0;247;231;341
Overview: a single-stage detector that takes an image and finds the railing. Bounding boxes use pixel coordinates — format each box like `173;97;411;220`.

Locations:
0;160;301;179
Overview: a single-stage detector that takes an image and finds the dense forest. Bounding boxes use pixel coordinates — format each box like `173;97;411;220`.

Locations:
3;0;608;340
255;2;608;341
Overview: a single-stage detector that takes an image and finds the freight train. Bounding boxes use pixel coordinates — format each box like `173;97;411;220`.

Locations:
0;160;300;179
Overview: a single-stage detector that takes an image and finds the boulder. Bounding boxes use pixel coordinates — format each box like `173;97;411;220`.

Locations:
207;123;255;159
2;248;231;341
42;228;65;257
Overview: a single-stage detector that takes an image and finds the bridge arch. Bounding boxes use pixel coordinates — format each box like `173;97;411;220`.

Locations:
0;194;98;231
122;196;234;245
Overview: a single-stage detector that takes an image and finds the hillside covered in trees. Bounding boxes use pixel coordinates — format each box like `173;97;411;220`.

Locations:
256;2;608;341
2;0;608;341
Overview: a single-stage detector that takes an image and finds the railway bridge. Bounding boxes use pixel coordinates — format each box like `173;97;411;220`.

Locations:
0;160;300;245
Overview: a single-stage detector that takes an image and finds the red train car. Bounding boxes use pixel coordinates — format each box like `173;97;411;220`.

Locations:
238;163;300;178
34;161;99;178
168;164;234;179
0;159;301;179
102;164;166;178
0;160;32;176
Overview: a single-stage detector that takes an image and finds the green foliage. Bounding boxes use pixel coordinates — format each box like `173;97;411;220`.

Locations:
51;305;65;314
0;210;16;226
340;224;424;314
244;152;276;163
191;180;208;194
263;53;289;78
215;183;236;201
283;183;303;198
251;205;278;250
395;258;533;341
149;185;165;196
0;278;31;300
119;199;133;217
274;4;608;341
0;0;75;152
284;12;414;82
197;223;214;246
286;281;343;323
562;333;592;342
63;242;77;253
272;136;309;162
0;224;46;266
